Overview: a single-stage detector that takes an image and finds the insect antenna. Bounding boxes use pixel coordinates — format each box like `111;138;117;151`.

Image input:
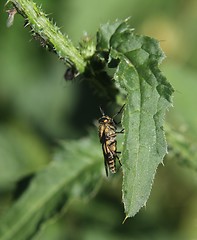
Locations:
112;104;125;119
99;106;105;116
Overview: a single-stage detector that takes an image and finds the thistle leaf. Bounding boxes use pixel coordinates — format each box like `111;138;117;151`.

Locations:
97;19;174;219
0;133;102;240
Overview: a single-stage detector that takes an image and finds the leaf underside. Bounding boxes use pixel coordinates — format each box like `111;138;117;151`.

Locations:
97;19;174;219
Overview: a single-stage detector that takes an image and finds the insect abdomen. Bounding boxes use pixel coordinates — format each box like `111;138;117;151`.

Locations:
108;158;116;174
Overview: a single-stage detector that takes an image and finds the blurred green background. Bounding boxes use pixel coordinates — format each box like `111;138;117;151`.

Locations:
1;0;197;239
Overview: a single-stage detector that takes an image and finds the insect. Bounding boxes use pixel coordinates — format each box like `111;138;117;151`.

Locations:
98;105;125;176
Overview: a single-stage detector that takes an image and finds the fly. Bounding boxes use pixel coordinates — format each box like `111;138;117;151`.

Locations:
98;105;125;176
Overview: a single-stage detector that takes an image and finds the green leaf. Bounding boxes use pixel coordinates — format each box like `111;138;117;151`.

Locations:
97;19;174;219
0;132;102;240
0;124;49;188
97;19;126;51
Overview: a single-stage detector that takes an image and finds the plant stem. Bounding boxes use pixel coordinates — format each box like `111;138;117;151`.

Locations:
8;0;86;73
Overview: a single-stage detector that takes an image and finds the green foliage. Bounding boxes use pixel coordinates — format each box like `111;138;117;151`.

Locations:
96;19;174;218
166;125;197;171
9;0;86;72
0;133;102;240
2;0;197;239
0;124;49;188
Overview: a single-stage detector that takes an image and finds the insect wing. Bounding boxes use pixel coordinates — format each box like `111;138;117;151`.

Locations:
102;142;109;177
102;140;116;176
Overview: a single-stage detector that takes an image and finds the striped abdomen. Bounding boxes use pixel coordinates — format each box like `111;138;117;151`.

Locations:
107;157;116;174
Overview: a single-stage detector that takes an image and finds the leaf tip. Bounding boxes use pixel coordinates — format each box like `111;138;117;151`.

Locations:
122;215;129;224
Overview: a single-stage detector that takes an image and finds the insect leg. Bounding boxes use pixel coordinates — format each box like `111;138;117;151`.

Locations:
112;104;125;119
108;140;116;146
116;154;122;166
114;120;121;125
106;133;116;137
116;129;124;134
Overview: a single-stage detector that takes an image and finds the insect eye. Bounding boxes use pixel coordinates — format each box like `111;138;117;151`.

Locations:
99;117;108;123
99;118;104;123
